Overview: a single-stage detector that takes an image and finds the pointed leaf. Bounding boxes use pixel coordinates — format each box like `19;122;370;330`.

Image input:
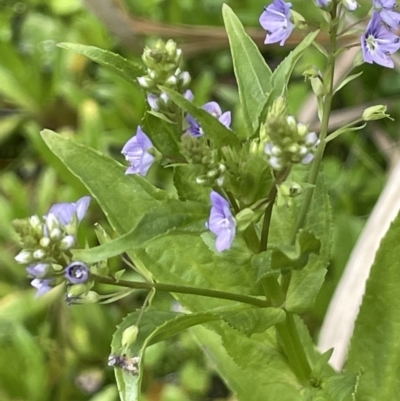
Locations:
222;4;272;134
57;43;145;87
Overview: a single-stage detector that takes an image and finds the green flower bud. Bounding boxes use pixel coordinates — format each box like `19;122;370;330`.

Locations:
235;208;255;232
280;182;302;198
67;283;89;298
121;325;139;349
362;105;391;121
40;237;51;248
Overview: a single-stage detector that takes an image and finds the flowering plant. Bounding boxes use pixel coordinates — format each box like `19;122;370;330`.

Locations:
12;1;400;400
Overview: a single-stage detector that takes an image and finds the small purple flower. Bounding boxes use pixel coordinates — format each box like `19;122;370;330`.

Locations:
316;0;331;7
122;126;155;176
65;261;90;284
26;263;49;278
208;191;236;252
186;102;231;137
31;278;53;297
373;0;400;30
361;11;400;68
47;196;91;226
259;0;294;46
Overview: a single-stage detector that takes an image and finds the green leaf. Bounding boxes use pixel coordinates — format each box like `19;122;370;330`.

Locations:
346;209;400;399
270;230;321;271
221;307;285;336
222;4;272;134
57;43;145;87
191;322;303;401
285;171;332;313
142;112;181;159
161;87;241;150
73;199;208;263
334;71;363;94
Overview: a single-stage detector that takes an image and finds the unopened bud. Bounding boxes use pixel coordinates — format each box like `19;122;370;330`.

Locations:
121;325;139;349
137;76;151;88
15;250;33;264
40;237;51;248
59;235;75;250
362;105;391;121
50;228;62;240
33;249;46;260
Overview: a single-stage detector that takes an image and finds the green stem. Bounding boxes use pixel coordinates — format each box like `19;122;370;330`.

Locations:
259;168;290;253
276;312;312;385
292;7;338;242
94;275;268;308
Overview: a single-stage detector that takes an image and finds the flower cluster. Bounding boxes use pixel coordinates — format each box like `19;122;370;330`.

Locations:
13;197;91;296
259;98;318;171
137;39;191;116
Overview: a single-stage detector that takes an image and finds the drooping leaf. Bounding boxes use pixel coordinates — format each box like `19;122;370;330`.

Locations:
346;209;400;399
222;4;272;134
57;43;145;87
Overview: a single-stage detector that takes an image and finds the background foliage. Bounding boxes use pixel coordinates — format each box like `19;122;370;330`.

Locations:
1;0;398;400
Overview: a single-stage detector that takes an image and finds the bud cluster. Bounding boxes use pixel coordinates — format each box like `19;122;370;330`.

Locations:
260;98;319;171
13;197;92;297
137;39;191;115
180;134;226;187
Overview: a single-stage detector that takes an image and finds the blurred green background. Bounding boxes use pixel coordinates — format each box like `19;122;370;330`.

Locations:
1;0;399;400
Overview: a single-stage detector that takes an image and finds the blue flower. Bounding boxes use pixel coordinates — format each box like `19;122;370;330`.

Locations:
208;191;236;252
316;0;331;7
373;0;400;30
65;261;90;284
186;102;231;137
26;263;49;278
47;196;91;226
31;278;53;297
259;0;294;46
122;126;155;176
361;11;400;68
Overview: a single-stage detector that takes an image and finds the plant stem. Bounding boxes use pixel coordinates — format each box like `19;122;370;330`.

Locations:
94;275;268;308
259;168;290;253
292;6;338;241
275;312;312;385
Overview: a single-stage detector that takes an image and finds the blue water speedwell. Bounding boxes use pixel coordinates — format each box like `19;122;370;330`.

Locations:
208;191;236;252
361;11;400;68
47;196;91;227
259;0;294;46
122;126;155;176
316;0;332;7
31;278;53;297
373;0;400;30
186;102;231;137
65;261;90;284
